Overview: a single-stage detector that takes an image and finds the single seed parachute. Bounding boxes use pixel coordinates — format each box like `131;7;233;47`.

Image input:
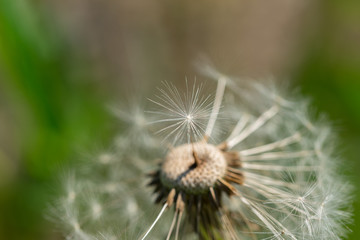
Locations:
51;67;352;240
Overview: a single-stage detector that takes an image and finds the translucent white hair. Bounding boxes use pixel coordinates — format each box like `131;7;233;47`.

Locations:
50;66;353;240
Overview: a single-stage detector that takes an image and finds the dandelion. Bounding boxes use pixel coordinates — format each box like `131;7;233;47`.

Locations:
51;66;352;240
148;80;213;144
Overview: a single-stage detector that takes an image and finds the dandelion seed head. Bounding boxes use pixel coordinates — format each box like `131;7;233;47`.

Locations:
52;65;353;240
91;201;102;219
67;190;76;203
111;100;159;151
149;81;214;145
72;221;80;232
103;182;118;193
186;114;193;122
126;197;139;218
99;153;113;165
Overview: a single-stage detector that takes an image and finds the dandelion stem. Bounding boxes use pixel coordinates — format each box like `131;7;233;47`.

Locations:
226;114;250;142
166;211;178;240
205;77;226;138
220;210;239;240
240;197;293;240
141;203;168;240
175;210;183;240
242;163;317;172
242;150;314;161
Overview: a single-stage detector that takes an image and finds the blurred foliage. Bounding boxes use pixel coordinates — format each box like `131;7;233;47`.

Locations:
294;1;360;239
0;0;111;239
0;0;359;239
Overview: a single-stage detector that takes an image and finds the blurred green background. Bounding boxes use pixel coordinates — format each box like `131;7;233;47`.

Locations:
0;0;359;239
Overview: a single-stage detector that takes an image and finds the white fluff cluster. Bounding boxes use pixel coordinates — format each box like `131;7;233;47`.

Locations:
51;67;352;240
